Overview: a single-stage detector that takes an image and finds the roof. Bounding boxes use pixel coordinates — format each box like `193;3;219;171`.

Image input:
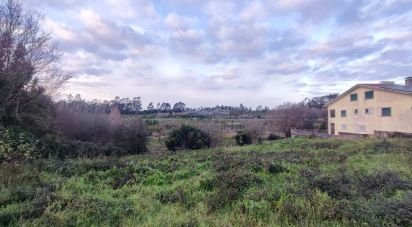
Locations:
326;83;412;107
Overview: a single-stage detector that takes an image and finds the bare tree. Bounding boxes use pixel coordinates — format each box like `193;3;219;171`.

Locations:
0;0;70;130
271;102;322;137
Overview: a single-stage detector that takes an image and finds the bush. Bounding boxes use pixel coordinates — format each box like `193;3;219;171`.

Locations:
0;127;42;161
380;193;412;226
357;171;411;198
165;125;211;151
310;171;411;200
40;135;126;159
39;119;147;159
311;173;353;199
207;154;263;211
207;168;261;211
235;131;253;146
57;105;148;153
267;133;281;141
336;193;412;226
112;120;147;155
266;163;287;174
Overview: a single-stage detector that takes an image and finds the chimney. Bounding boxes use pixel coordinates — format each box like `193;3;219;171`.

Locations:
406;77;412;88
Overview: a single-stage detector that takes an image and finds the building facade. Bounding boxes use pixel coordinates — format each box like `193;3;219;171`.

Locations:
327;77;412;136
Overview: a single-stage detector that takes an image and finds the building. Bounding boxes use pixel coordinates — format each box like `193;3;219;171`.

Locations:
326;77;412;136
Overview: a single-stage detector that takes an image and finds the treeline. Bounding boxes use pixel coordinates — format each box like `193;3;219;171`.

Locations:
62;94;271;115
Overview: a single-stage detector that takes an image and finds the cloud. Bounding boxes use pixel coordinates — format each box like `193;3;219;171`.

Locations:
20;0;412;107
165;13;197;30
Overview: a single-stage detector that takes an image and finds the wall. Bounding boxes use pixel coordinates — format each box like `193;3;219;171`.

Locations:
291;129;333;138
328;87;412;135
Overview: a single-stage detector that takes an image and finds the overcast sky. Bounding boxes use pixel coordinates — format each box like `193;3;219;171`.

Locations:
24;0;412;108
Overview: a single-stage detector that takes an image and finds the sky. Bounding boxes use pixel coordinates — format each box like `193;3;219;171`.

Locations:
23;0;412;108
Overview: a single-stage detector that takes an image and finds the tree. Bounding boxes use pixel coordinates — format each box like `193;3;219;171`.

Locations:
147;102;154;110
300;94;338;129
131;97;142;114
160;102;171;112
300;94;338;109
0;0;70;131
271;102;323;137
173;101;186;112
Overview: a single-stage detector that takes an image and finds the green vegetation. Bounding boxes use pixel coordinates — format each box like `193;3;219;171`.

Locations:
1;1;410;226
1;137;411;226
165;125;211;151
235;131;253;146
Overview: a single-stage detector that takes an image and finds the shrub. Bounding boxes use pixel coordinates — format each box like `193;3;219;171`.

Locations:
56;106;148;155
235;131;253;146
207;156;262;212
0;127;42;161
336;193;412;226
380;193;412;226
207;169;261;211
311;173;354;199
40;135;127;159
112;120;147;155
357;171;411;198
266;163;287;174
165;125;211;151
39;119;147;159
267;133;281;141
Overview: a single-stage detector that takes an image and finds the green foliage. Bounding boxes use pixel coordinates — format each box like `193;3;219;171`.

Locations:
309;170;412;200
0;127;42;161
155;188;187;204
165;125;211;151
1;138;412;226
206;168;261;211
266;163;288;174
235;131;253;146
40;135;126;159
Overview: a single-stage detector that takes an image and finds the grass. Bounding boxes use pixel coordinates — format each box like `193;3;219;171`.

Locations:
1;137;411;226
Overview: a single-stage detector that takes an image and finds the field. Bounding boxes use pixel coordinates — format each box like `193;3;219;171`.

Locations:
141;117;272;153
1;137;412;226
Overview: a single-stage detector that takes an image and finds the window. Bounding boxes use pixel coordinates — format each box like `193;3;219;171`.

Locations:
341;110;347;117
330;109;335;118
365;108;369;114
354;109;358;114
350;93;358;101
382;107;391;117
365;90;374;99
341;124;347;130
